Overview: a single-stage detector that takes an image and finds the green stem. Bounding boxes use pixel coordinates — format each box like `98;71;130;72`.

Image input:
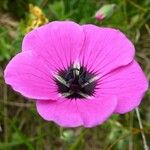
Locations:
135;108;149;150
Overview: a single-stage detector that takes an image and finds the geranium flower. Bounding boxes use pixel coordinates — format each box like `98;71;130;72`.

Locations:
4;21;148;127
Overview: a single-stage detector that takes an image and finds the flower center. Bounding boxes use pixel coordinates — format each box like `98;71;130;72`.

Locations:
54;63;98;99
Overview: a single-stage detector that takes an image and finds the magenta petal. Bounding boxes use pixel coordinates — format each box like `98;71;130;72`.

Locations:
22;21;85;70
36;99;83;127
80;25;135;75
4;51;58;100
97;60;148;113
36;96;117;127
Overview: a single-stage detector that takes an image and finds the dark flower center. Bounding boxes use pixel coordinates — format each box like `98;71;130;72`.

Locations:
54;63;98;99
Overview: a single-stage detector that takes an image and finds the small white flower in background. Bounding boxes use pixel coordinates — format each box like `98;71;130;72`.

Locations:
95;4;116;21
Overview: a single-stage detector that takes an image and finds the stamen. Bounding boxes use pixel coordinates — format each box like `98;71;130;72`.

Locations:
54;74;69;87
82;76;99;88
59;91;74;98
78;92;93;99
54;63;98;99
73;61;80;76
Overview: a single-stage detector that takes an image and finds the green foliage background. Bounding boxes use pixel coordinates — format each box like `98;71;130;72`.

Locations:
0;0;150;149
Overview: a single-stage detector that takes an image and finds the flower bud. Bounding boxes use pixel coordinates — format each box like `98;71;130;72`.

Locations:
95;4;116;21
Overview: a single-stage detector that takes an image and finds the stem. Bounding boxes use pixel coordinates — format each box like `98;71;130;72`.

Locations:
127;0;148;12
129;111;133;150
3;84;8;142
135;108;149;150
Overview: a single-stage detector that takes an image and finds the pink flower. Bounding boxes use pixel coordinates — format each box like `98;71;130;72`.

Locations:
4;21;148;127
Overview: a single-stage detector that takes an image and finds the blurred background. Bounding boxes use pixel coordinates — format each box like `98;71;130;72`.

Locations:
0;0;150;149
